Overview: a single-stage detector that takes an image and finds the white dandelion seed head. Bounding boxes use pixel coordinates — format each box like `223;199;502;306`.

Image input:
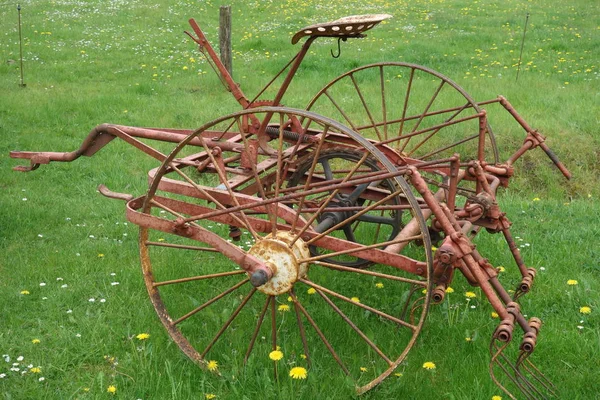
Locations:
39;377;45;381
17;356;24;362
88;298;95;302
39;283;46;287
100;299;106;303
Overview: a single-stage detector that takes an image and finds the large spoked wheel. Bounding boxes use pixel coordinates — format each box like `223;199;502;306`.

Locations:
306;62;499;164
138;107;433;394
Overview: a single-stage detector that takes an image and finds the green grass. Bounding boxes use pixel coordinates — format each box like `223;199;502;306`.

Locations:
1;0;599;399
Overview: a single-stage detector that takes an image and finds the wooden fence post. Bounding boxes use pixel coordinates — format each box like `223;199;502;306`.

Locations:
219;6;233;77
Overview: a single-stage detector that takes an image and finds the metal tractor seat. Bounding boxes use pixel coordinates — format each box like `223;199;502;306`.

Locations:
291;14;392;44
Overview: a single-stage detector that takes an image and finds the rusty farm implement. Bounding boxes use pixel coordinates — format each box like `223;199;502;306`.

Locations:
10;14;571;398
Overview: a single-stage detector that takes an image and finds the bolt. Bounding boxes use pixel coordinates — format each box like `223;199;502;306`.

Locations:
249;270;269;287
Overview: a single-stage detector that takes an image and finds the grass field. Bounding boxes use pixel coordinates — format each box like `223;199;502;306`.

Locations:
1;0;599;399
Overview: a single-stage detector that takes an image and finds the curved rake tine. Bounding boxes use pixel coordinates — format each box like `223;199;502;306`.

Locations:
408;295;426;326
489;340;521;400
524;358;556;393
516;350;556;398
399;284;422;321
490;338;539;400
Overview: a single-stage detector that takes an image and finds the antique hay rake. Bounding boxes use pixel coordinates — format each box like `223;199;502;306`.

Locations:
10;14;571;398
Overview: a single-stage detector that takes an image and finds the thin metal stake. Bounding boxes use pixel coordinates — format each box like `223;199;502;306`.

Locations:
516;13;529;82
17;4;26;87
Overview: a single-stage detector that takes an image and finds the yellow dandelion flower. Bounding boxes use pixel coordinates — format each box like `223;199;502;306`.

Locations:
289;366;307;379
491;312;499;319
567;280;578;286
98;253;104;258
465;292;477;298
394;372;403;377
532;197;540;201
207;360;218;371
497;266;506;273
287;296;293;302
351;297;360;303
579;306;591;315
30;367;41;373
465;337;472;342
278;304;290;312
300;354;307;359
422;289;427;294
445;287;454;294
269;350;284;361
182;66;188;70
422;361;436;370
492;396;502;400
307;288;316;295
360;367;367;372
32;339;41;344
431;246;438;252
136;333;150;340
375;282;384;289
83;387;90;392
20;290;30;295
107;385;117;394
205;395;216;400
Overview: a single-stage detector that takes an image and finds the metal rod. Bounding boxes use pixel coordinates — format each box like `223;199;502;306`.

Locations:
17;4;26;87
516;13;530;82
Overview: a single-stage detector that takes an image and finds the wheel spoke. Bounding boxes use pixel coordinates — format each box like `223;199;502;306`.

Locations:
291;288;311;367
299;278;417;331
399;79;445;153
289;291;350;376
350;72;383;141
200;288;257;358
323;89;358;131
244;295;272;365
397;67;415;140
314;261;427;287
236;116;277;235
406;101;471;157
145;241;219;252
291;125;331;232
154;270;246;287
379;65;388;141
194;134;261;241
316;289;393;366
172;278;249;326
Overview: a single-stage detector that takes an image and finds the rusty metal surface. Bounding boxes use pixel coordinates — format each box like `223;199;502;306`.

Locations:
8;14;572;399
